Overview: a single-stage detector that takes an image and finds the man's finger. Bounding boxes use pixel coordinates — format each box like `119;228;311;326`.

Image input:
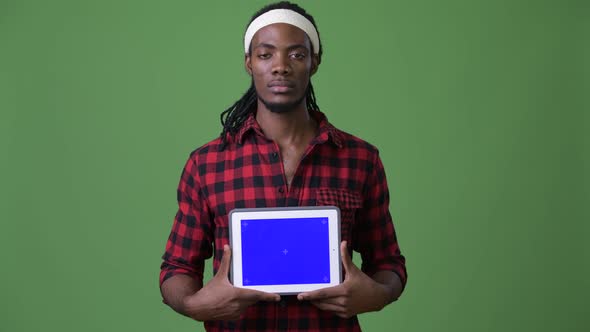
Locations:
310;296;346;307
216;244;231;278
238;288;280;302
298;285;343;301
309;300;346;314
340;241;353;274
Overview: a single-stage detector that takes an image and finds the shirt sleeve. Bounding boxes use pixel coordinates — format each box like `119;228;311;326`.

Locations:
159;155;213;287
355;150;408;290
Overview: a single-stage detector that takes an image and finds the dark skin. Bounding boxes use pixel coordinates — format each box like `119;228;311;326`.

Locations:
160;23;402;321
161;245;279;321
246;23;319;188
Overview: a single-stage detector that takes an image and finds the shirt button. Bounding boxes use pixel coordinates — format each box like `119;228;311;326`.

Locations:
271;152;278;160
278;187;285;194
279;299;287;307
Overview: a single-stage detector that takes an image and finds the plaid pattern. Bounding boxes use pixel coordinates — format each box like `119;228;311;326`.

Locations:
160;111;407;331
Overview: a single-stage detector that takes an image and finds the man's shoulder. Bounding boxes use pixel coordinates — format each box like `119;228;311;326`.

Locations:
330;125;380;155
186;136;226;161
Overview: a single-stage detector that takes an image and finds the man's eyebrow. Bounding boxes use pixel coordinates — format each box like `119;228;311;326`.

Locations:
253;43;309;51
253;43;277;50
286;44;310;51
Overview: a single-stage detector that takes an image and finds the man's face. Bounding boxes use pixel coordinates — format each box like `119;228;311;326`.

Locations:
246;23;318;113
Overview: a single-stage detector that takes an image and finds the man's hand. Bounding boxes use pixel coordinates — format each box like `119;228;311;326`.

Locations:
297;241;396;318
182;245;280;321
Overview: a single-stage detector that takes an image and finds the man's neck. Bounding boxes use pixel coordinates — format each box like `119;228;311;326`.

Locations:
255;101;317;146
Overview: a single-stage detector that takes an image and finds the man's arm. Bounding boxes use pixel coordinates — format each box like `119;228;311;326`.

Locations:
161;157;279;321
299;150;406;317
297;241;402;318
160;274;202;317
371;270;403;307
162;245;280;321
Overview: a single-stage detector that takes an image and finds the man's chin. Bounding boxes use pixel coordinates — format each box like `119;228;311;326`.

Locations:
259;96;305;114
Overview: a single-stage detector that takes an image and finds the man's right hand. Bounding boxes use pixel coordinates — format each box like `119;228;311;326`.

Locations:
182;244;281;321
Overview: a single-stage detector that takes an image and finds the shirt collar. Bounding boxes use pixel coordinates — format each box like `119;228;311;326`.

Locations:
235;110;343;148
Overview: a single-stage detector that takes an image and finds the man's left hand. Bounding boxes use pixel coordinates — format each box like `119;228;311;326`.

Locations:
297;241;393;318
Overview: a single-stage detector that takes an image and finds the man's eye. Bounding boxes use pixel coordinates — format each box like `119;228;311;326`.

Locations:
290;53;305;60
258;53;271;59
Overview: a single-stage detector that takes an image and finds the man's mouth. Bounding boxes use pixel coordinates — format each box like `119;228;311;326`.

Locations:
268;80;295;93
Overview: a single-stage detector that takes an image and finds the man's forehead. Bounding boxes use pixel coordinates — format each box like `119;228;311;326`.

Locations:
243;9;320;55
251;23;311;48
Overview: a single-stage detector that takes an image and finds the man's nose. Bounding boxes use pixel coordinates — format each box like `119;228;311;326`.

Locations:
272;54;291;75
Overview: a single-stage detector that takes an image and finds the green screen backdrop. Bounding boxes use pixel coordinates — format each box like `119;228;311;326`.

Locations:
1;0;588;331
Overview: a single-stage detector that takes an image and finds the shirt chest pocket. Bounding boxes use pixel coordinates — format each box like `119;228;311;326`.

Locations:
315;188;362;244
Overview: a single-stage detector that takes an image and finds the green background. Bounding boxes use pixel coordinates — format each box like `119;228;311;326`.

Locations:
1;0;588;331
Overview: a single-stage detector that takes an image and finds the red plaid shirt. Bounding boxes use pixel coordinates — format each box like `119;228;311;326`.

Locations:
160;111;407;331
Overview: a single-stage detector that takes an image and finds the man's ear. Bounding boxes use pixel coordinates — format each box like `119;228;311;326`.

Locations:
310;54;319;76
245;54;252;76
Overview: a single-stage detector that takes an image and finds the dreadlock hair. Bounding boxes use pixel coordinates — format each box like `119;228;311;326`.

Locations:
219;1;323;149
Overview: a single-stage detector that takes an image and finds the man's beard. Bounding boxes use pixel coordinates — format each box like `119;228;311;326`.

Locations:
258;93;306;114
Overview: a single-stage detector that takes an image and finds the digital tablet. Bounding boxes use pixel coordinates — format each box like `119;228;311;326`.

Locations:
229;206;341;294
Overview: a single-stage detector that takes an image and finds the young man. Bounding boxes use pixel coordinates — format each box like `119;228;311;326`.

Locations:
160;2;407;331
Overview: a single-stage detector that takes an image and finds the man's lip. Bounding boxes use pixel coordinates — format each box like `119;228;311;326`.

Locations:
268;80;295;88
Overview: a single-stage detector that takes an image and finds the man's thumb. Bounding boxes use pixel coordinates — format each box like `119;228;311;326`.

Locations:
340;241;353;273
217;244;231;278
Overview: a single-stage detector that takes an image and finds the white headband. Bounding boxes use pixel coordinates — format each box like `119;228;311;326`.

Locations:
244;9;320;55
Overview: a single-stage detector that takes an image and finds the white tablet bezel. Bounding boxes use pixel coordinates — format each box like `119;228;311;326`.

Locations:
229;206;341;294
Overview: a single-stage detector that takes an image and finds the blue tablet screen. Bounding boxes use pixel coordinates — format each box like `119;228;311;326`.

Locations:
240;217;331;286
